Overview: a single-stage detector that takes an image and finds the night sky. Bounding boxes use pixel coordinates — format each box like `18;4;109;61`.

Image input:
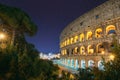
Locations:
0;0;107;53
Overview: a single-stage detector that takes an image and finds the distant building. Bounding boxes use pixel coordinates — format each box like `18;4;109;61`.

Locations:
39;52;60;60
60;0;120;69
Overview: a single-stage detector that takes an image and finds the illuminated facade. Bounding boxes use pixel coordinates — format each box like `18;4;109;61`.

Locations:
60;0;120;69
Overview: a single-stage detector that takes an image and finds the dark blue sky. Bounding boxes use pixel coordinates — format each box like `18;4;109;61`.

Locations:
0;0;107;53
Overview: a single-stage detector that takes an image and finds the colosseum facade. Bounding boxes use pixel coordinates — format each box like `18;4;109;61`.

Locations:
60;0;120;69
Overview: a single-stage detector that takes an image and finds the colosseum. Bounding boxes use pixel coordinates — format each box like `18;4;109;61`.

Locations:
60;0;120;70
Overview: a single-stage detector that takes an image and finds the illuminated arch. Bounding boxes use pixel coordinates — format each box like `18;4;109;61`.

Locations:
64;40;67;46
71;59;74;68
88;60;94;67
96;43;104;54
87;31;92;40
80;33;84;42
64;49;67;55
106;25;116;35
70;37;74;44
95;28;102;38
74;35;78;43
87;45;94;54
74;47;78;54
98;60;104;70
81;60;86;69
75;59;79;69
67;39;70;45
68;59;71;66
80;46;85;55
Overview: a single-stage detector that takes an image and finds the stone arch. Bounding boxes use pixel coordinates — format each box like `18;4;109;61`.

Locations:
75;59;79;69
106;25;116;35
71;48;74;55
70;37;74;44
80;46;85;55
67;59;71;66
66;49;69;56
74;47;79;55
87;31;92;40
88;60;95;67
67;38;70;45
95;28;102;38
74;35;78;43
96;43;105;54
98;60;104;70
80;33;84;42
87;45;94;54
71;59;74;68
81;60;86;69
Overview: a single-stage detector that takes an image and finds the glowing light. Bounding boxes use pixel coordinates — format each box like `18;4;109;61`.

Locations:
109;54;115;60
0;33;5;39
101;51;105;55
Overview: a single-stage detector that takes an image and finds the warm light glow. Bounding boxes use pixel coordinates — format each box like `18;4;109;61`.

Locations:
74;35;78;43
0;33;5;39
101;51;105;55
80;46;85;55
70;37;74;44
88;45;94;54
65;40;67;46
109;54;115;60
74;47;78;53
95;28;102;38
87;31;92;40
67;39;70;45
80;33;84;42
106;25;116;35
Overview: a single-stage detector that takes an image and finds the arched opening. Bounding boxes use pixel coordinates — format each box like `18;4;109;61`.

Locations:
80;46;85;55
87;31;92;40
80;33;84;42
67;39;70;45
71;49;74;55
106;25;116;35
65;40;67;46
64;49;67;55
98;60;104;70
88;45;94;54
81;60;86;69
96;43;105;54
74;35;78;43
66;49;69;56
74;47;79;55
75;59;79;69
67;59;71;66
70;37;74;44
88;60;94;67
61;50;66;55
71;59;74;68
95;28;102;38
65;59;67;64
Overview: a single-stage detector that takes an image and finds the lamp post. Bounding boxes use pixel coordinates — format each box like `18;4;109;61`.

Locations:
0;33;6;49
109;54;115;60
0;33;5;39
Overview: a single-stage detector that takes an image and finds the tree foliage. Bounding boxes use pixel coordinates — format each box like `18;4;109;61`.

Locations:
0;3;60;80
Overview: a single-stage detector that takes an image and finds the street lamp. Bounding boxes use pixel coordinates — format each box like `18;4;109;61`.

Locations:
0;33;6;49
109;54;115;60
0;33;5;40
101;51;105;55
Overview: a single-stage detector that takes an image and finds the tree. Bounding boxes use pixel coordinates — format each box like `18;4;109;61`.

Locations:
0;4;37;47
0;4;61;80
103;38;120;80
76;68;94;80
